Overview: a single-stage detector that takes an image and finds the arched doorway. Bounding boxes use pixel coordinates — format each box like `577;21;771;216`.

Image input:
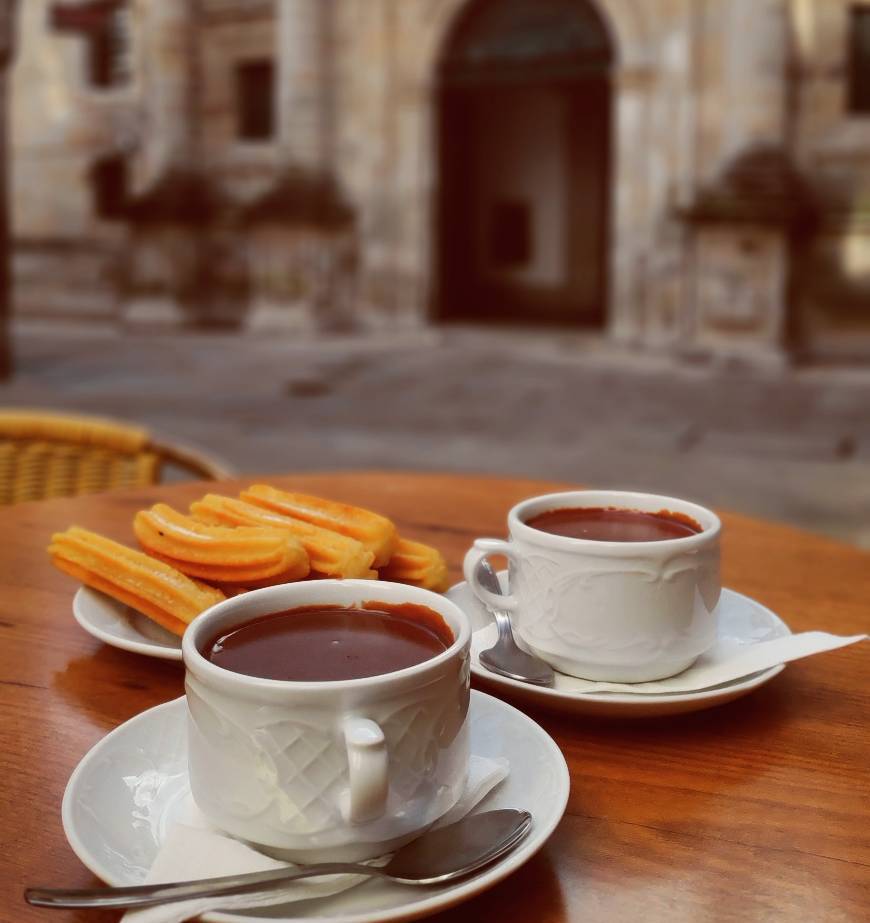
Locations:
436;0;614;326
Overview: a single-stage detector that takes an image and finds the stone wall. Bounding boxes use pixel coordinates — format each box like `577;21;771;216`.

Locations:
8;0;870;361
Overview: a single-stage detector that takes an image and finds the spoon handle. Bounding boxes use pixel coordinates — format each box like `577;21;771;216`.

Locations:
25;862;384;910
475;556;510;602
490;606;518;643
474;561;517;640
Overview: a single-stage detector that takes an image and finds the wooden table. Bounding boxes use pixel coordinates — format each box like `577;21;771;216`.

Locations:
2;472;868;922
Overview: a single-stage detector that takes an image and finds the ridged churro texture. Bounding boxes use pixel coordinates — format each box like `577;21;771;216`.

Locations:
48;527;225;636
379;537;450;592
241;486;399;567
134;503;310;587
190;494;376;578
50;489;449;641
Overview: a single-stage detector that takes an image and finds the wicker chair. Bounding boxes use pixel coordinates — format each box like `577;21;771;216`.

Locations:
0;410;234;505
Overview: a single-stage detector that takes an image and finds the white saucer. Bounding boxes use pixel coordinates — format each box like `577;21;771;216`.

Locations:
447;573;791;718
62;690;569;923
73;586;183;661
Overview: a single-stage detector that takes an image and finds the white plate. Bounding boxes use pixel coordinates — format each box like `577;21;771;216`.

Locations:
62;690;569;923
73;586;183;661
448;574;791;718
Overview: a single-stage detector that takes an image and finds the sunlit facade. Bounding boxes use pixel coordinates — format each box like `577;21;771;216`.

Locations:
11;0;870;362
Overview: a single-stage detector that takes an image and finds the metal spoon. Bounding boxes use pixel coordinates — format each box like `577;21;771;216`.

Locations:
25;809;532;911
476;558;555;687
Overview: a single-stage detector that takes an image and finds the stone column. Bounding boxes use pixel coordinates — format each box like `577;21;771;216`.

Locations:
722;0;790;158
123;0;211;328
0;0;18;380
134;0;198;190
253;0;349;334
277;0;332;171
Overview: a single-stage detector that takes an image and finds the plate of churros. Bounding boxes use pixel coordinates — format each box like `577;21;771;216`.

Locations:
51;485;450;660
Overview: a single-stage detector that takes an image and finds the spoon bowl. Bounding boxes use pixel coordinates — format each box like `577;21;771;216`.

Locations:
475;559;555;687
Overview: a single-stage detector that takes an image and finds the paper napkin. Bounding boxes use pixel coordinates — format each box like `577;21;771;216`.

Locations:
123;754;509;923
471;625;867;695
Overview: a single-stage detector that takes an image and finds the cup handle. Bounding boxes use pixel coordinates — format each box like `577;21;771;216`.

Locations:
463;539;520;611
343;717;389;824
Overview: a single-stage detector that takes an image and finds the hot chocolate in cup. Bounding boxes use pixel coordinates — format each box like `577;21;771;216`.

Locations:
463;490;721;683
182;579;471;863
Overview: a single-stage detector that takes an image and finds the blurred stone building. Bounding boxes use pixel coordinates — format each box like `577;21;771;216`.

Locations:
9;0;870;362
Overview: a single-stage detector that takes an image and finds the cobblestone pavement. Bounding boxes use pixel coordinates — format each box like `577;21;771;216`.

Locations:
3;324;870;547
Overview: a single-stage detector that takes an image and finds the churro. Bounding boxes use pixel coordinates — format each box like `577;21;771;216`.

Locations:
49;527;224;636
241;486;398;567
134;503;309;586
190;494;376;578
380;537;450;592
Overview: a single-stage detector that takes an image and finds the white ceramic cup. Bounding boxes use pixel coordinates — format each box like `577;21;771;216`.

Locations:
463;490;721;682
182;579;471;862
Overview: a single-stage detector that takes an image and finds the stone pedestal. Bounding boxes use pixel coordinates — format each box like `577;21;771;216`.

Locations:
691;226;790;365
681;147;812;366
679;0;797;365
241;170;356;334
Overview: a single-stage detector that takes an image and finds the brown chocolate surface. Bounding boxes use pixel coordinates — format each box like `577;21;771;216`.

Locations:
526;506;703;542
202;601;452;681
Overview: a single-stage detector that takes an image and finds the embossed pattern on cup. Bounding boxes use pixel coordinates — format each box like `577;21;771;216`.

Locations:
182;580;471;862
464;491;721;682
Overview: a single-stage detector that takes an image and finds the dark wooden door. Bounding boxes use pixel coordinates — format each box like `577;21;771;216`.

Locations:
435;0;613;326
439;77;609;325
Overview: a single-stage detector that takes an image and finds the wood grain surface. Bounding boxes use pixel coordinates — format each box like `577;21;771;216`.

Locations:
1;472;868;923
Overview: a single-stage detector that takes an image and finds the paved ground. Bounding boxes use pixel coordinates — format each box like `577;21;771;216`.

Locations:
3;323;870;547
